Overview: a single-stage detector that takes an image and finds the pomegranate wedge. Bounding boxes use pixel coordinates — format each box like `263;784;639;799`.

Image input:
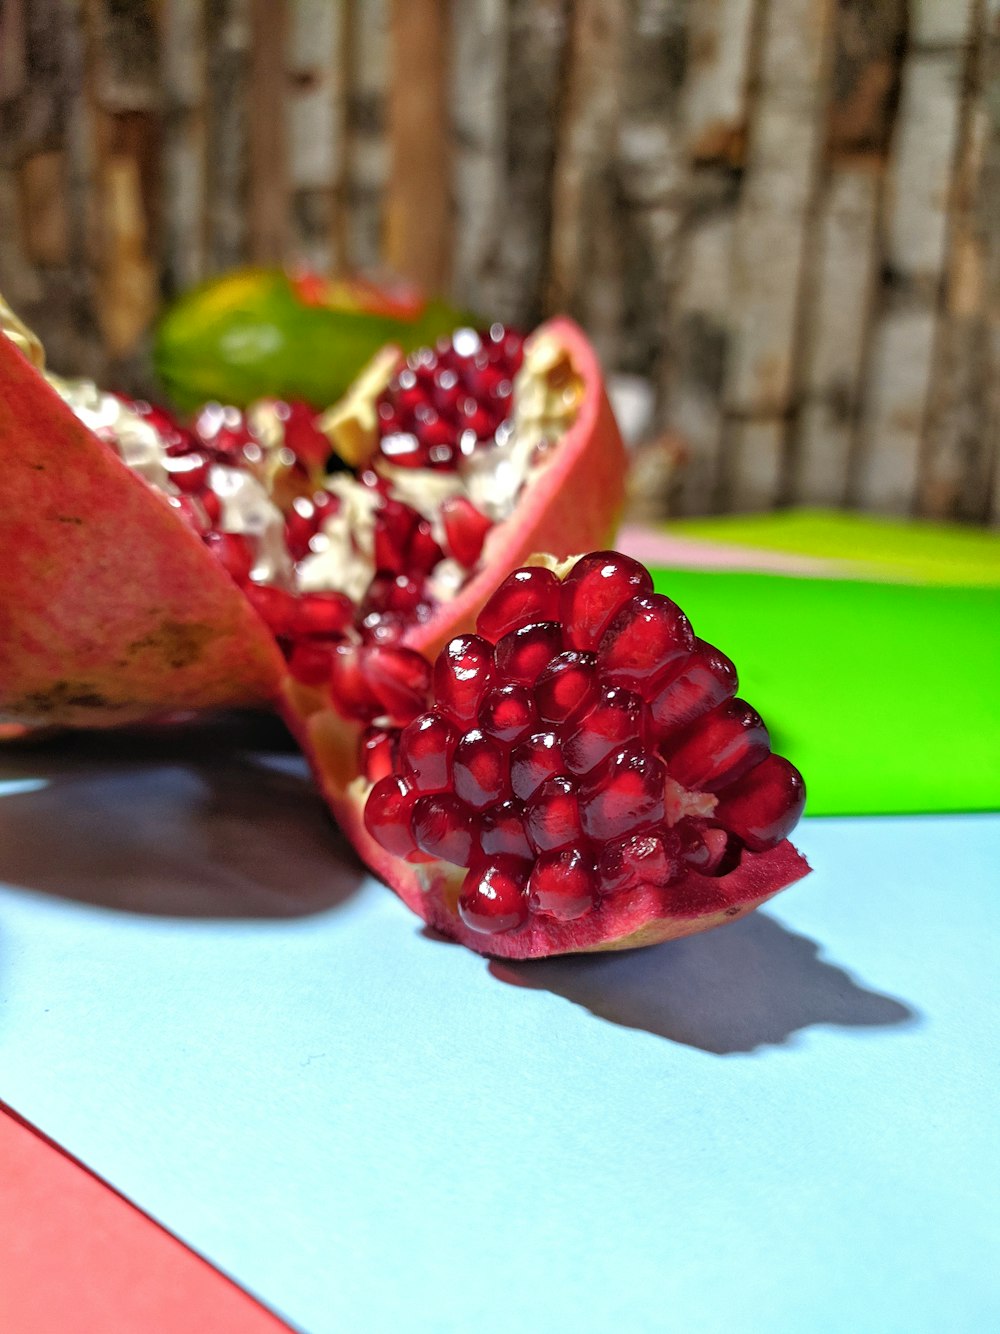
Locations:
0;332;285;726
296;552;809;960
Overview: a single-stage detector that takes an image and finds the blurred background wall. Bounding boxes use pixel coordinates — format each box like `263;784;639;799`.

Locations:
0;0;997;522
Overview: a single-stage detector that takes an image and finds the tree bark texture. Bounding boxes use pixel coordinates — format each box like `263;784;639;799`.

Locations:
0;0;994;522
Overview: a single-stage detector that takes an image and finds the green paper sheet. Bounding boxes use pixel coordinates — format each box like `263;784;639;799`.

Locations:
669;508;1000;587
646;567;1000;816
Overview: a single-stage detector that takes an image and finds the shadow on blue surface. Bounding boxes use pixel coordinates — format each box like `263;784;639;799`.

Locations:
0;715;365;918
489;912;919;1054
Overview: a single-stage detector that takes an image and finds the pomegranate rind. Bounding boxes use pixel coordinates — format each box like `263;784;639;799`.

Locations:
403;317;628;660
0;334;285;727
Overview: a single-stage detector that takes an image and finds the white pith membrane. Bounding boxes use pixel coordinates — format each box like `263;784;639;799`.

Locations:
44;328;584;639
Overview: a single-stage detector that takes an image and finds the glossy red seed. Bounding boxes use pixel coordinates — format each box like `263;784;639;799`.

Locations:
560;551;653;652
523;776;583;853
433;368;463;417
534;651;598;725
359;610;407;645
580;745;667;843
244;583;297;637
285;505;321;561
597;593;694;694
598;829;680;897
280;401;331;469
441;495;493;567
374;501;419;573
648;639;738;736
408;520;444;574
359;726;400;784
561;686;645;776
476;567;562;642
433;635;494;725
329;644;380;721
452;730;510;809
362;571;424;618
494;621;563;686
203;531;254;584
712;753;805;851
528;847;598;921
380;431;427;467
479;801;533;861
292;590;354;638
366;646;432;725
458;397;493;439
288;641;335;688
678;824;730;874
166;452;210;493
365;775;421;859
412;794;475;864
478;683;537;744
458;858;530;934
663;699;770;792
510;731;564;802
398;713;457;792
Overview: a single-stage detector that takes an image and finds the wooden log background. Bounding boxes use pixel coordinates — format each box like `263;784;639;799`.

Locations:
1;0;998;523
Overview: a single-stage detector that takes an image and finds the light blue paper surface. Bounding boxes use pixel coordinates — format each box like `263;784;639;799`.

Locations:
0;727;997;1333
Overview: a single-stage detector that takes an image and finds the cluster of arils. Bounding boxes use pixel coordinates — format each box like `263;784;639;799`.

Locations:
91;327;533;712
363;554;806;936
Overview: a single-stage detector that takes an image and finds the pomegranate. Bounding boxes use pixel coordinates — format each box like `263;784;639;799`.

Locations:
0;310;809;958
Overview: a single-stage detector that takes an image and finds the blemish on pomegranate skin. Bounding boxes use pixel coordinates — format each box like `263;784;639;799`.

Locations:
127;620;213;670
20;681;120;714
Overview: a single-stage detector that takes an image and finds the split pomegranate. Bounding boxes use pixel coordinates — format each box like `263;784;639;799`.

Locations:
0;306;809;959
341;551;807;957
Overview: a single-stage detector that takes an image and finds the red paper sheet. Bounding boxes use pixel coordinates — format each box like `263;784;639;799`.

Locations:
0;1103;290;1333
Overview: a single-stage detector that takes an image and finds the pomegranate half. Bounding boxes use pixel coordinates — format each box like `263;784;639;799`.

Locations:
0;316;624;729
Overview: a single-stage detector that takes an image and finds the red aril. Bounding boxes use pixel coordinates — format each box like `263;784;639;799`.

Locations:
452;730;510;809
359;725;399;784
476;567;562;641
432;635;494;725
412;794;475;864
458;858;530;934
398;712;457;792
663;699;771;792
478;682;537;743
559;551;653;652
712;753;806;852
528;847;598;921
648;639;738;734
524;776;584;853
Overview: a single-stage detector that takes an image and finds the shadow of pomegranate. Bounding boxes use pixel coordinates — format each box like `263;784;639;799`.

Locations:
489;911;918;1053
0;715;365;919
